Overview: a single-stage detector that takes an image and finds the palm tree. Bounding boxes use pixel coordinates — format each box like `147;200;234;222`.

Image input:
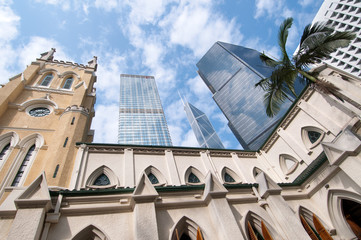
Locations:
256;17;356;117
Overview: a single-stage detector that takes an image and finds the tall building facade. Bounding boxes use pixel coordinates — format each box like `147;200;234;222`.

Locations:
312;0;361;78
118;74;172;146
184;101;224;149
197;42;303;150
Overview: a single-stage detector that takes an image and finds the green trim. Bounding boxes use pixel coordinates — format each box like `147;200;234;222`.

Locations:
278;152;328;187
259;84;310;150
155;185;205;192
49;183;260;197
75;142;257;153
224;183;258;189
49;187;135;197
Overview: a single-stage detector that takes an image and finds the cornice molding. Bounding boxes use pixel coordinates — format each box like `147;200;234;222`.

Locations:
24;86;74;95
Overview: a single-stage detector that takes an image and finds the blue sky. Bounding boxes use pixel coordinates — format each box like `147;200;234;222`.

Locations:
0;0;324;149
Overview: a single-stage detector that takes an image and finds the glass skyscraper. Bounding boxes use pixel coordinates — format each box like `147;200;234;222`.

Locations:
184;101;224;149
197;42;304;150
118;74;172;146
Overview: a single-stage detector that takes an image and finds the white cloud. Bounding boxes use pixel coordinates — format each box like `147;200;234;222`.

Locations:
0;2;20;42
94;0;120;11
298;0;313;7
180;129;198;147
92;104;119;143
18;36;70;70
162;1;242;57
254;0;284;19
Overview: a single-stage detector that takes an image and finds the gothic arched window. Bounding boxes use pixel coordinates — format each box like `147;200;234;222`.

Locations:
40;74;53;87
0;143;10;161
62;77;73;89
11;145;35;187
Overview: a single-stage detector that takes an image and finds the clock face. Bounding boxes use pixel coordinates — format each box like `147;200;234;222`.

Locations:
29;107;50;117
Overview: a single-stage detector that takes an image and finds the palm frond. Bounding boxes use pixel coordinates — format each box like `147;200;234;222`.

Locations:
259;52;281;67
278;18;293;64
295;22;356;69
255;77;270;91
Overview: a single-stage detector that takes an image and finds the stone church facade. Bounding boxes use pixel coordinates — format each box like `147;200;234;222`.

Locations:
0;51;360;239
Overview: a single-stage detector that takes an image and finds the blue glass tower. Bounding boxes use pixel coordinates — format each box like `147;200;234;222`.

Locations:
197;42;303;150
184;101;224;149
118;74;172;146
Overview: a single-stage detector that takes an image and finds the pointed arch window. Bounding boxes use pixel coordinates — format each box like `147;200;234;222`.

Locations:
62;77;73;89
279;154;299;176
93;173;110;186
245;212;280;240
299;207;333;240
40;74;53;87
86;165;118;189
222;167;241;184
171;217;206;240
144;166;166;186
185;167;204;185
301;127;325;149
0;143;10;161
11;145;35;187
72;225;109;240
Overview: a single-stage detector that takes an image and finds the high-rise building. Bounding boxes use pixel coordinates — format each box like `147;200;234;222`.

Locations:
197;42;303;150
311;0;361;78
118;74;172;146
184;101;224;149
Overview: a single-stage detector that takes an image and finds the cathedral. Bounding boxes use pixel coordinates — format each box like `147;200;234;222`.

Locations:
0;50;360;239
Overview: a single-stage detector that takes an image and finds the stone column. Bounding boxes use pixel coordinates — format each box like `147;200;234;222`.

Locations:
124;148;135;187
132;173;159;240
165;150;181;185
256;172;310;240
204;172;245;239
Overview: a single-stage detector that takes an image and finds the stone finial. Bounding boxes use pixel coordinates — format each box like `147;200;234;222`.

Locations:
87;56;98;70
39;48;56;61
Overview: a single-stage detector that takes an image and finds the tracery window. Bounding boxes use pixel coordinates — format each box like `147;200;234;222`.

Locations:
93;173;110;186
188;172;200;183
308;131;321;144
147;172;159;184
0;143;10;161
40;74;53;87
224;172;236;183
301;126;325;149
11;145;35;187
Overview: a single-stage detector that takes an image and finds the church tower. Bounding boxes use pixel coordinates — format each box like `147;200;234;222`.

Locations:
0;49;97;201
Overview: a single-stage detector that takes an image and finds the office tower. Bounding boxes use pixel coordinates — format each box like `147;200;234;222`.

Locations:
184;101;224;149
118;74;172;146
312;0;361;78
197;42;304;150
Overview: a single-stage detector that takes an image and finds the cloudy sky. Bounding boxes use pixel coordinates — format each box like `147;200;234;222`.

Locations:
0;0;323;149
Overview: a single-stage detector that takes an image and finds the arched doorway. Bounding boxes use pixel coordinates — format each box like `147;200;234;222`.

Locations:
342;199;361;239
